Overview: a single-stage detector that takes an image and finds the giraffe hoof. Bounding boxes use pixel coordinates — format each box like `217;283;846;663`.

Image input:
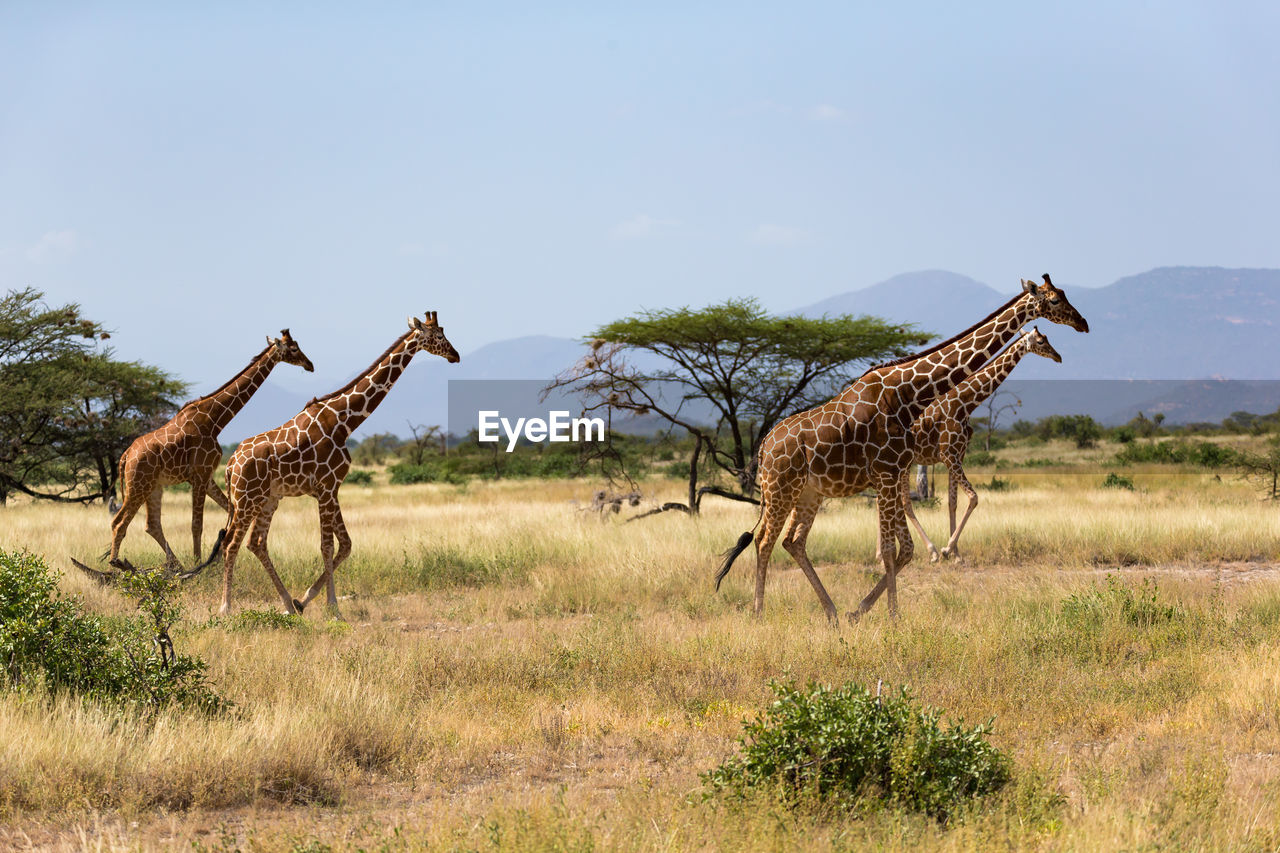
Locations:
292;599;306;614
846;610;862;626
929;551;941;564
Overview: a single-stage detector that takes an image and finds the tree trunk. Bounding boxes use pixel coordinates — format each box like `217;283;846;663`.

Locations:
915;464;930;499
687;435;703;516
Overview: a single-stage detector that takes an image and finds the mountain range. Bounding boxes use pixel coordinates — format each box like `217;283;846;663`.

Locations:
218;266;1280;440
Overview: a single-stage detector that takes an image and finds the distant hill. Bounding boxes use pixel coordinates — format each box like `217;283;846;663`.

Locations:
1023;267;1280;380
800;270;1009;342
216;267;1280;439
800;266;1280;381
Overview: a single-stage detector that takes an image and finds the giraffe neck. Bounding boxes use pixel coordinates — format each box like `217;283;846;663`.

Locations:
184;346;279;434
943;340;1031;421
866;292;1035;423
311;334;416;444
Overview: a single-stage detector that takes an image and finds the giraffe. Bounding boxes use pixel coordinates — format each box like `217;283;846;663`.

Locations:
714;274;1088;622
192;312;460;618
881;326;1062;566
107;330;314;570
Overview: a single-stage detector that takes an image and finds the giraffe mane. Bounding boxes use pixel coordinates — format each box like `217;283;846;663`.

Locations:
859;290;1024;377
176;343;274;413
306;329;415;407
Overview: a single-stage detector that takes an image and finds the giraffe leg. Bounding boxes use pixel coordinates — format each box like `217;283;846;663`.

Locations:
143;485;181;570
108;471;152;566
206;479;231;512
940;462;978;562
780;490;839;623
900;467;941;563
298;495;345;618
851;475;912;620
190;478;208;567
751;491;794;618
947;472;959;545
219;504;257;616
243;497;298;615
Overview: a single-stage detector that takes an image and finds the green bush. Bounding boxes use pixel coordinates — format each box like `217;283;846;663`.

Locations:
218;608;310;632
703;680;1010;822
388;460;468;485
964;450;996;467
982;476;1015;492
0;549;226;713
344;469;375;486
1101;472;1135;490
1114;440;1238;468
1061;576;1184;628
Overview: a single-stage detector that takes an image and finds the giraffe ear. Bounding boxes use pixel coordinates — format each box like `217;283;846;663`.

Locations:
408;315;423;330
1021;278;1036;294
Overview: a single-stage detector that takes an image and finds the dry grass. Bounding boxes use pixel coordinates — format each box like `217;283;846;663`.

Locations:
2;468;1280;850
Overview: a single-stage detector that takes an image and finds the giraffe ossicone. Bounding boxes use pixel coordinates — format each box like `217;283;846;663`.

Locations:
193;312;461;618
715;274;1088;623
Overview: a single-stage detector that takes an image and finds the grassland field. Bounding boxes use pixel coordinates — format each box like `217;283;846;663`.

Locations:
3;437;1280;851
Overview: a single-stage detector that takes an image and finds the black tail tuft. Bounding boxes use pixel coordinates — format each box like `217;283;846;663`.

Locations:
178;528;226;581
715;531;755;592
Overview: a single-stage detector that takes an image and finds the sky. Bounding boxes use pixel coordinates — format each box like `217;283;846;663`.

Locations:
2;2;1279;392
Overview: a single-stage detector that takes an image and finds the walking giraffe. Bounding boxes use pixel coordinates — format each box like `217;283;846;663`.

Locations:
715;275;1088;622
106;331;314;570
880;327;1062;566
192;313;460;617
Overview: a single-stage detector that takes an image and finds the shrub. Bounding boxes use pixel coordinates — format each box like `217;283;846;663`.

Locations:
219;608;311;632
388;461;468;485
1114;440;1238;468
0;549;226;714
1061;575;1184;628
345;469;375;486
982;476;1015;492
964;450;996;467
703;680;1010;822
1102;472;1135;490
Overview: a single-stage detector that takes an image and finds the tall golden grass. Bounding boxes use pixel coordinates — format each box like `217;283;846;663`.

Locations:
2;465;1279;850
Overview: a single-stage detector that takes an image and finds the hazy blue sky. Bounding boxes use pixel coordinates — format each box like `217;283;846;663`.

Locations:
3;2;1278;390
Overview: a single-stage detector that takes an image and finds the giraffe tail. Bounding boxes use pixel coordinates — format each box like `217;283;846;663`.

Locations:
715;531;755;592
178;528;226;581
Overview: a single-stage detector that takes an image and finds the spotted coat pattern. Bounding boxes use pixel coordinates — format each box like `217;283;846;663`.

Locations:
736;275;1088;622
216;313;460;617
884;327;1062;568
108;330;314;569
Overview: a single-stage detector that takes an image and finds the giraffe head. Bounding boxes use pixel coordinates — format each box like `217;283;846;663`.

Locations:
267;328;315;372
1023;326;1062;363
407;311;461;363
1021;274;1089;333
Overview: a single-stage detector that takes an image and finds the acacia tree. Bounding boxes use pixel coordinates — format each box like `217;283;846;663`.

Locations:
545;298;928;514
68;354;188;500
0;288;186;504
